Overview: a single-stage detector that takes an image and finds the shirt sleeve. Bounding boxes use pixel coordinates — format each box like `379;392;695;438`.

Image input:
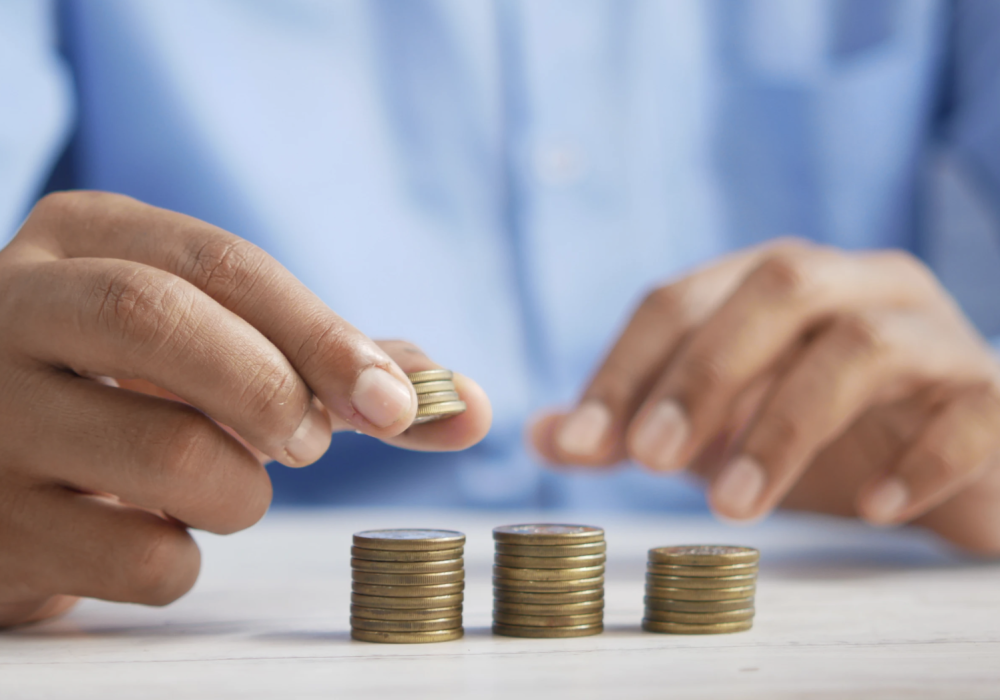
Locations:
0;0;74;245
942;0;1000;223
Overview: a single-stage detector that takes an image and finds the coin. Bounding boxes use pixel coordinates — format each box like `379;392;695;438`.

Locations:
492;588;604;605
416;390;461;405
644;608;754;624
407;369;454;384
351;628;464;644
644;573;756;589
413;380;456;395
493;524;605;546
648;545;759;566
353;569;465;586
493;611;604;627
352;582;465;597
492;623;602;638
350;605;462;621
643;596;754;613
495;542;606;558
415;400;467;418
350;546;464;562
493;600;604;616
350;616;462;632
494;553;606;569
493;576;604;592
644;585;755;601
350;558;464;574
353;529;465;551
494;565;604;581
641;619;753;635
647;563;759;578
351;593;464;609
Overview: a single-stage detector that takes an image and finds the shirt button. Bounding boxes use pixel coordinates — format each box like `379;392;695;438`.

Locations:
534;143;587;186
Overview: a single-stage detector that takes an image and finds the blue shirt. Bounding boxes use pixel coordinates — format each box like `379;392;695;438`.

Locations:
3;0;1000;510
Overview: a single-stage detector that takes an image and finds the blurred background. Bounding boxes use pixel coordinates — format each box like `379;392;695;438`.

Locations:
4;0;1000;512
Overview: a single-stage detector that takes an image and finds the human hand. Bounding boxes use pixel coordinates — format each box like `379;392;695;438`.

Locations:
531;240;1000;554
0;192;491;627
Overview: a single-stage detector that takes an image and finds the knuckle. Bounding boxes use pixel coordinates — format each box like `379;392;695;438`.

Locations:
293;314;353;378
915;443;966;482
156;409;217;487
128;527;198;605
830;312;886;359
752;411;805;463
185;236;266;306
678;351;730;400
237;358;302;441
90;266;188;348
639;284;686;321
750;251;812;299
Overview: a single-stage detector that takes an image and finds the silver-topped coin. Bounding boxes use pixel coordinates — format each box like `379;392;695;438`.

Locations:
353;529;466;551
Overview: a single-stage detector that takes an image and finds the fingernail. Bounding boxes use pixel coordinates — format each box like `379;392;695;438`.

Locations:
556;400;612;458
865;477;909;525
712;455;766;519
352;367;413;428
631;400;689;470
283;402;332;466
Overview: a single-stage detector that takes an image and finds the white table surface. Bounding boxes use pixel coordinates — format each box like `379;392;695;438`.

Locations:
2;508;999;699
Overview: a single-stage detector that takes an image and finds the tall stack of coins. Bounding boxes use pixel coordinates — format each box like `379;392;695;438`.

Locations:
492;524;605;638
408;369;467;425
350;529;466;643
643;545;759;635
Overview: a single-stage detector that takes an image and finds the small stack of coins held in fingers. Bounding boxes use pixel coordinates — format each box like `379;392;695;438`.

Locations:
492;524;606;638
642;545;759;635
407;369;467;425
350;529;466;644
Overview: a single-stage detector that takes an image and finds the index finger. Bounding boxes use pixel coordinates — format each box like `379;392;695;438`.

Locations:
20;192;418;439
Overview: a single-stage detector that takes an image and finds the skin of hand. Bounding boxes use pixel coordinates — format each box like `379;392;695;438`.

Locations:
0;191;492;628
532;239;1000;555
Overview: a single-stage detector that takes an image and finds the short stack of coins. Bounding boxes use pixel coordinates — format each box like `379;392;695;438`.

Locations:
643;545;759;635
350;529;466;643
408;369;467;425
492;524;606;638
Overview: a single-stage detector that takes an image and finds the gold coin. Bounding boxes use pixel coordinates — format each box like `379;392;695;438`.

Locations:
645;573;756;589
492;588;604;605
493;611;604;627
350;616;462;632
352;582;465;597
413;380;456;394
648;545;759;566
495;542;606;558
493;600;604;616
350;546;464;562
351;628;464;644
494;565;604;581
643;596;754;613
417;390;461;405
493;576;604;592
493;524;605;546
407;369;454;384
350;558;463;574
494;553;606;569
647;563;758;578
642;619;753;635
353;569;465;586
353;529;465;551
351;593;463;609
415;400;467;417
492;623;602;638
350;605;462;621
644;608;754;624
645;585;755;601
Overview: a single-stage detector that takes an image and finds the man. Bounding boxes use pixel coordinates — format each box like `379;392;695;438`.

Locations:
2;0;999;628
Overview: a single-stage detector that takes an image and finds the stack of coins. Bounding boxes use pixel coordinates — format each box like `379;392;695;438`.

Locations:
643;545;759;635
407;369;467;425
492;524;606;638
350;529;466;644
